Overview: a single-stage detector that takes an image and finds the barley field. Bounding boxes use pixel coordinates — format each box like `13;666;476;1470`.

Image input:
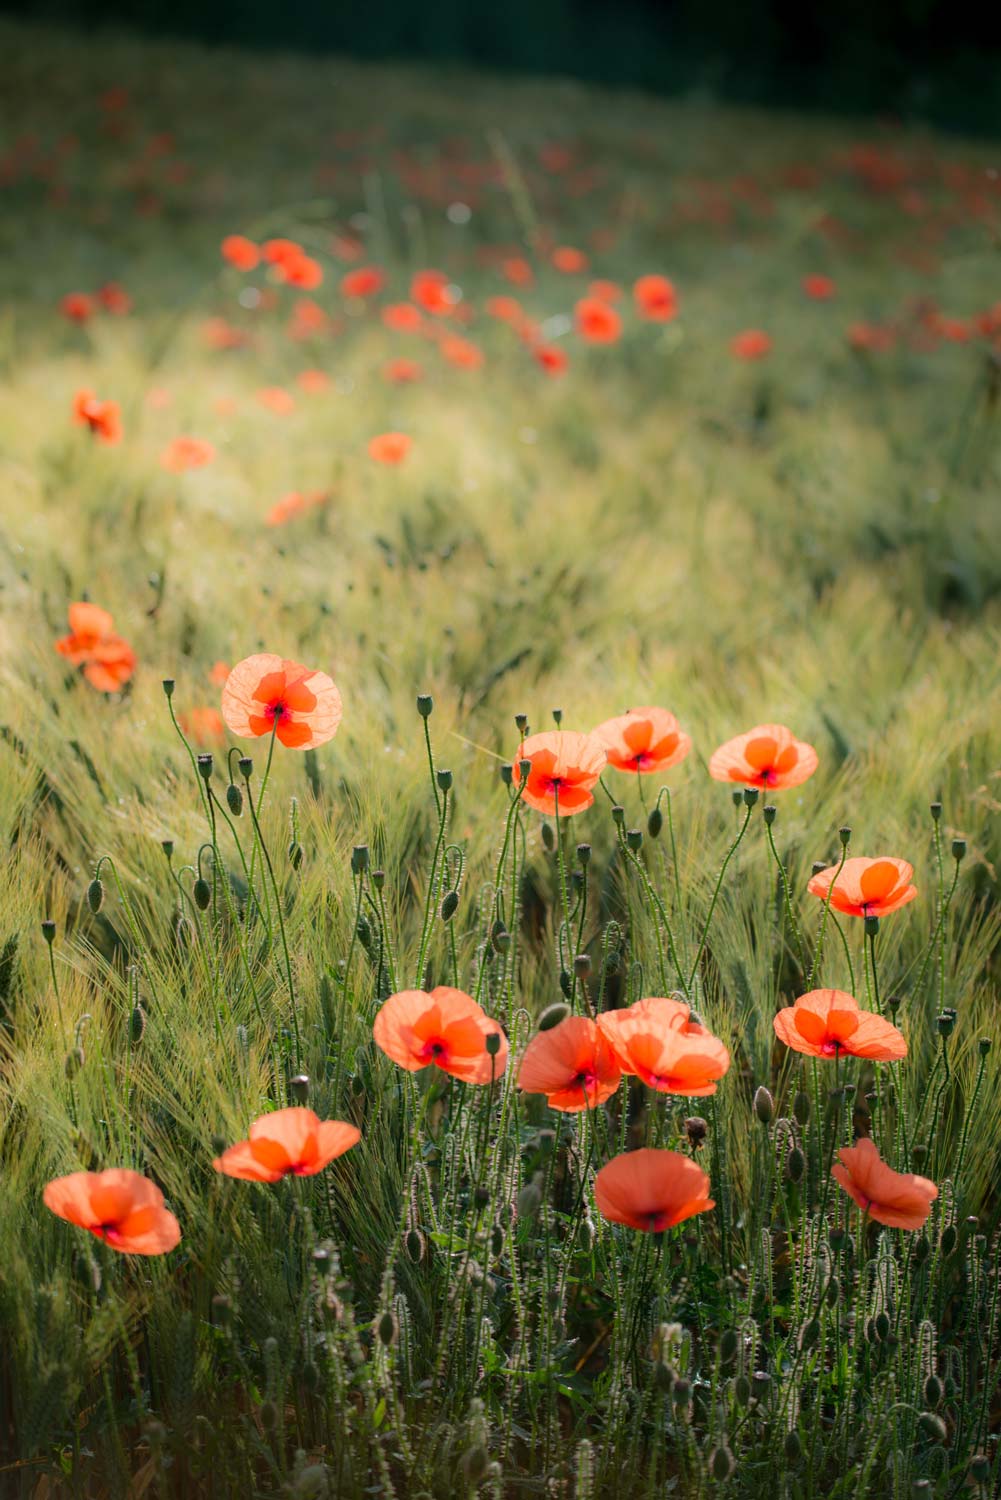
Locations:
1;18;1000;1498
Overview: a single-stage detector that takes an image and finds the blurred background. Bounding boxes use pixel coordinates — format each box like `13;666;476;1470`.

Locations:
6;0;1001;133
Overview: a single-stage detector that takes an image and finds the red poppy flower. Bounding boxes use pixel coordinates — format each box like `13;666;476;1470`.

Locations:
831;1137;937;1229
773;989;906;1061
208;660;231;686
598;997;729;1096
221;235;260;271
384;358;423;384
213;1108;359;1182
373;987;508;1083
278;253;323;290
296;368;330;393
440;334;484;370
72;390;122;445
802;274;836;301
552;246;588;274
179;706;226;746
588;279;622;303
708;724;818;791
533;343;569;376
382;302;424;333
288;300;330;339
369;432;411;465
593;706;690;776
730;329;772;360
501;257;534;287
594;1148;714;1232
847;322;896;353
517;1016;621;1111
160;436;216;472
411;270;455;316
262;238;304;267
255;386;296;414
98;282;132;315
485;296;523;324
60;292;94;322
221;653;342;750
634;274;679;322
44;1168;180;1254
512;730;606;817
55;602;136;692
265;491;307;526
341;266;385;299
575;297;622;344
807;857;917;920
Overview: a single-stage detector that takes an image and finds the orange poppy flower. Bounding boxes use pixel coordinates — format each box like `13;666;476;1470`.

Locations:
55;602;136;693
633;274;678;322
517;1015;621;1111
594;1148;714;1233
43;1168;180;1255
296;368;330;393
411;270;454;316
179;706;226;746
598;997;729;1096
502;257;534;287
384;357;423;383
708;724;818;791
802;273;836;301
208;660;231;686
221;653;342;750
72;389;122;444
440;334;484;370
279;253;323;290
255;386;296;415
552;246;588;273
575;297;622;344
486;295;524;324
60;292;94;322
382;302;424;333
730;329;772;360
534;343;569;375
160;436;215;472
288;299;331;339
221;234;260;271
262;237;304;267
369;431;411;465
98;282;132;315
340;266;385;298
213;1107;359;1182
512;730;606;817
265;491;308;526
201;316;248;351
593;706;691;776
807;857;917;920
588;279;622;303
831;1137;937;1230
773;988;906;1061
373;987;508;1083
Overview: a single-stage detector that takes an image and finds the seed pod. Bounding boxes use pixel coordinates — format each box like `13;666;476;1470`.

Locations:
290;1074;310;1104
626;828;643;851
226;783;243;816
684;1116;708;1149
416;694;433;718
917;1411;947;1442
193;878;211;911
351;845;369;875
573;953;592;981
491;920;509;953
436;769;452;793
440;890;459;921
647;806;663;838
87;879;105;914
763;804;777;826
786;1146;805;1183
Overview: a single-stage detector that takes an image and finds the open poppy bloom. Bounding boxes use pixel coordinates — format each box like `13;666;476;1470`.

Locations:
411;269;455;316
369;432;411;465
502;257;534;286
512;730;606;817
593;706;691;776
440;334;484;370
55;602;136;692
98;282;132;316
588;279;622;303
552;245;588;273
160;436;215;472
221;653;342;750
221;234;260;271
179;706;226;746
43;1168;180;1254
731;329;772;360
575;297;622;344
598;997;729;1095
279;253;323;290
594;1148;714;1233
708;723;818;791
807;857;917;919
831;1137;937;1229
533;343;569;376
60;292;94;322
384;358;423;384
340;266;385;299
72;389;122;444
633;274;678;322
382;302;424;333
803;273;837;300
773;989;906;1061
213;1108;360;1182
255;387;296;415
517;1016;621;1111
373;987;508;1083
296;368;330;393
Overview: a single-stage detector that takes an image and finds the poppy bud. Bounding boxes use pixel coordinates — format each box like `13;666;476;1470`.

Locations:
517;1174;543;1220
485;1031;502;1058
238;757;253;779
603;949;620;976
874;1311;890;1341
930;802;942;822
888;994;901;1017
356;914;372;950
763;804;777;826
913;1233;930;1264
290;1074;309;1104
784;1430;802;1462
405;1228;426;1263
647;807;663;838
538;1002;571;1032
226;782;243;815
952;838;966;862
197;754;213;782
416;693;434;718
259;1400;279;1432
786;1146;805;1183
825;1276;840;1307
193;878;211;911
500;763;513;786
710;1445;735;1481
911;1143;927;1165
752;1370;772;1401
351;845;369;875
460;1446;489;1485
917;1412;947;1443
552;708;563;725
671;1377;691;1410
436;769;453;793
440;890;459;921
839;826;851;846
684;1116;708;1148
979;1037;991;1056
41;919;56;945
793;1090;811;1126
753;1086;774;1125
491;918;508;949
626;828;643;851
734;1374;751;1406
923;1374;943;1407
719;1328;739;1366
940;1224;958;1257
87;878;104;914
514;713;528;734
573;953;592;981
742;787;759;807
969;1456;991;1483
731;790;743;808
130;1005;146;1044
541;823;555;851
377;1310;398;1346
161;840;174;859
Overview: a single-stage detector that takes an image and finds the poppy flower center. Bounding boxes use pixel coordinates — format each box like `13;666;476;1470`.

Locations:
820;1040;841;1058
575;1069;598;1093
420;1037;447;1063
266;700;289;723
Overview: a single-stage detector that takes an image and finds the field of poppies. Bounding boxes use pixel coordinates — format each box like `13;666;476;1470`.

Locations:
2;17;1001;1499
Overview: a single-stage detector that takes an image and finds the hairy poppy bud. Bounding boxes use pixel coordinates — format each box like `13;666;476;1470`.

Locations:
578;1217;596;1253
416;693;433;718
969;1456;991;1483
440;889;459;921
829;1227;847;1252
923;1374;943;1407
259;1400;278;1432
129;1005;146;1044
952;838;966;862
684;1116;708;1148
753;1086;774;1125
517;1174;543;1220
351;845;369;875
87;878;104;914
193;878;211;911
979;1037;992;1056
226;782;243;815
784;1430;802;1462
874;1311;890;1341
917;1412;946;1442
377;1310;398;1346
460;1446;489;1485
719;1328;739;1366
786;1146;805;1183
538;1002;571;1032
405;1228;426;1263
647;806;663;838
888;994;901;1017
490;1223;504;1257
799;1318;820;1351
763;804;777;826
940;1224;958;1257
710;1445;735;1481
826;1275;840;1306
436;768;452;793
793;1090;811;1126
671;1377;691;1409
